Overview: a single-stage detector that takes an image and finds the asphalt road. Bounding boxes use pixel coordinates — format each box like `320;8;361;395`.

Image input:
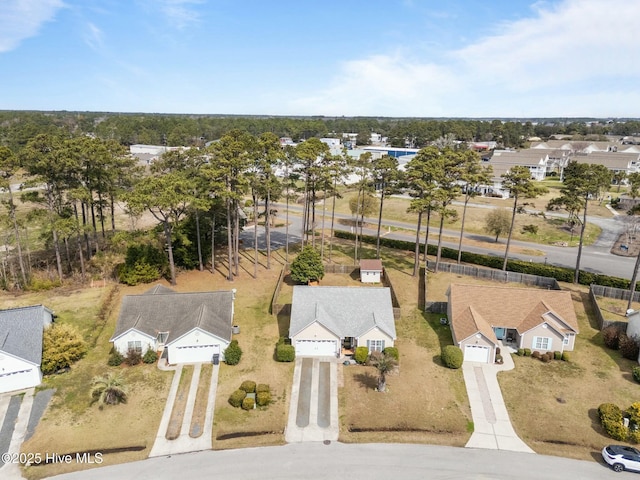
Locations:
46;443;623;480
257;203;636;280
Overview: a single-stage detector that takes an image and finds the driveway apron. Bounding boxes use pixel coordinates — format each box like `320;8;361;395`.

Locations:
286;357;338;442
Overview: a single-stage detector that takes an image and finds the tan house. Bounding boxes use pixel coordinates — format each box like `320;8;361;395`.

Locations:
447;284;579;363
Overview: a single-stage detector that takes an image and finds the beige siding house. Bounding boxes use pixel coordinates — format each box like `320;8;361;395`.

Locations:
447;284;579;364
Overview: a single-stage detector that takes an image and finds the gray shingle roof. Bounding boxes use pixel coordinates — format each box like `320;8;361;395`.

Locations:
0;305;52;365
289;286;396;339
111;289;234;344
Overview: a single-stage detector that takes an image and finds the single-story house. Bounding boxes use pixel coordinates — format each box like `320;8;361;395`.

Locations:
110;285;235;364
289;286;396;357
360;259;383;283
447;284;579;364
0;305;54;394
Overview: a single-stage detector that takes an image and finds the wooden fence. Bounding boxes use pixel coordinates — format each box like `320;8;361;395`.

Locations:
589;284;634;331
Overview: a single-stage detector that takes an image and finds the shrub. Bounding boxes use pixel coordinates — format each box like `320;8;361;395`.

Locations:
228;389;246;408
495;354;503;364
602;325;622;350
633;366;640;384
354;346;369;364
619;334;640;361
256;391;271;406
276;344;295;362
523;348;531;357
240;380;256;393
125;348;142;366
143;347;158;364
541;352;551;363
108;350;124;367
256;383;270;393
41;323;88;375
516;348;524;356
383;346;399;361
531;351;541;359
598;403;628;441
442;345;463;369
561;351;570;362
241;397;255;410
224;340;242;365
521;224;538;235
554;351;562;360
290;245;325;284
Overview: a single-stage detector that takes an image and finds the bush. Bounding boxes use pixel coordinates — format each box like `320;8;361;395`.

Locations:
541;352;551;362
516;348;524;356
241;397;255;410
532;351;541;359
495;354;503;364
602;325;622;350
224;340;242;365
276;344;295;362
354;346;369;364
108;350;124;367
41;323;88;375
383;347;399;361
523;348;531;357
554;351;562;360
442;345;463;369
240;380;256;393
290;245;324;284
632;366;640;384
228;389;247;408
125;348;142;366
256;383;270;393
561;351;570;362
619;334;640;361
256;391;271;406
143;347;158;364
598;403;628;441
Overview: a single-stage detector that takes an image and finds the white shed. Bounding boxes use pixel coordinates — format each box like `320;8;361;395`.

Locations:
359;259;383;283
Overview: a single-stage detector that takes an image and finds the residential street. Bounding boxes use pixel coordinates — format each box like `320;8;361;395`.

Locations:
46;443;621;480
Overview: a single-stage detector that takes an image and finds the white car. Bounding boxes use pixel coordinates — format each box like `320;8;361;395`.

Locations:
602;445;640;472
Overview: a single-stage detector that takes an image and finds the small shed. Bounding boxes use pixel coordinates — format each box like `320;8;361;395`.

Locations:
360;259;383;283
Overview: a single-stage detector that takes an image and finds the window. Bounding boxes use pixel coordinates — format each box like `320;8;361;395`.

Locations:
563;334;571;346
533;336;551;350
157;332;169;344
367;339;385;353
127;341;142;353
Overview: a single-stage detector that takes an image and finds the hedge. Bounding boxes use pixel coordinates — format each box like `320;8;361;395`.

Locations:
228;389;247;408
276;344;295;362
383;346;399;361
334;230;636;289
441;345;463;369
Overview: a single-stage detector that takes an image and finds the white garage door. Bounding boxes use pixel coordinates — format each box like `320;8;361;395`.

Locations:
172;344;221;363
464;344;490;363
295;340;337;356
0;369;40;394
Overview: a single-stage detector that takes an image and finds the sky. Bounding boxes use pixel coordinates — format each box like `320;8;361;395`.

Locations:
1;0;640;118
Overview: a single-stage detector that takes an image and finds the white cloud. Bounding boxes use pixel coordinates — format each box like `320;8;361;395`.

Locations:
289;0;640;117
158;0;204;30
83;22;104;51
0;0;65;53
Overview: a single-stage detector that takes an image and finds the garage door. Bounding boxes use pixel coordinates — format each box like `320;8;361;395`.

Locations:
172;344;220;363
464;344;490;363
295;340;337;356
0;369;40;394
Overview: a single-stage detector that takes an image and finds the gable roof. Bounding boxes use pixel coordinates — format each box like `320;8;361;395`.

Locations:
448;284;578;344
0;305;53;365
111;288;234;344
360;259;383;271
290;286;396;339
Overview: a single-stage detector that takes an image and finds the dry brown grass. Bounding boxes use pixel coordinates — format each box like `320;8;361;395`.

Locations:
190;363;212;437
166;365;194;440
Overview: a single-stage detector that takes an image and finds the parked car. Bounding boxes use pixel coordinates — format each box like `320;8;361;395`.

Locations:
602;445;640;472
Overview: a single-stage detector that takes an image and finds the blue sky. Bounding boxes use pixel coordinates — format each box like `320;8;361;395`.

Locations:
1;0;639;117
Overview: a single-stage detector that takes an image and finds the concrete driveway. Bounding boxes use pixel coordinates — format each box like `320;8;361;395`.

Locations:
285;357;338;442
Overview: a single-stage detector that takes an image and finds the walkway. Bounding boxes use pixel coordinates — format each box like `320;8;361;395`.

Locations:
285;357;339;443
462;351;535;453
149;362;219;457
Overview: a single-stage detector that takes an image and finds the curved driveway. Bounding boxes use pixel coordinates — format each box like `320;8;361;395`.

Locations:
47;442;620;480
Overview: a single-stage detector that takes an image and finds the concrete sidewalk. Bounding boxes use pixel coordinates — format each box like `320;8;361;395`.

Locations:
285;357;339;443
463;352;535;453
149;362;219;457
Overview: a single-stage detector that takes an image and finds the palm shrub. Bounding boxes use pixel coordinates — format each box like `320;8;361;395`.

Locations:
91;373;128;406
441;345;463;369
354;346;369;364
368;351;398;392
224;340;242;365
